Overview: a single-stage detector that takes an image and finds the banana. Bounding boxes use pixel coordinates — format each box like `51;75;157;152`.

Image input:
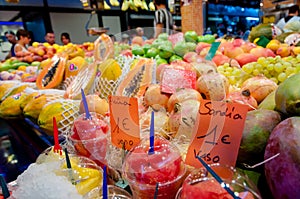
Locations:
110;0;120;6
121;0;130;11
141;0;148;10
129;0;138;11
149;1;155;11
133;0;142;8
104;1;111;9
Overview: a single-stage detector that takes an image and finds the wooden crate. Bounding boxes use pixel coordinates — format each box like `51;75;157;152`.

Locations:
181;0;203;35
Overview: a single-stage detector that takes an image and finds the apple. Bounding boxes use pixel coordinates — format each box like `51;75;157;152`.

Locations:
224;46;244;59
212;54;230;66
195;42;211;54
235;53;258;67
183;52;203;63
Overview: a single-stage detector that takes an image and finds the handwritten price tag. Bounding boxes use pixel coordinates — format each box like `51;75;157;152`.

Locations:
161;67;197;94
185;100;248;167
109;96;140;151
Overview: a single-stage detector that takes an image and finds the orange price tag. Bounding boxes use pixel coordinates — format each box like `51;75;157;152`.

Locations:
109;95;141;151
185;100;248;167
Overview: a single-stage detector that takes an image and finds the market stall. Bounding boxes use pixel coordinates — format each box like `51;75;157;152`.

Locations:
1;15;300;198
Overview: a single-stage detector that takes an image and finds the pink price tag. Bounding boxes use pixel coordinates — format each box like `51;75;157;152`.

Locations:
185;100;248;168
161;67;197;94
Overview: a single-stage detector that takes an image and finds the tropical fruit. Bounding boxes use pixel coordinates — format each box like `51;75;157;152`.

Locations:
1;83;36;101
0;92;28;118
0;81;20;101
264;117;300;199
115;58;154;98
237;109;281;165
64;62;98;100
37;99;79;135
98;58;122;81
275;73;300;116
143;84;170;109
65;56;88;79
36;54;68;89
23;89;65;120
196;72;229;101
94;34;114;63
258;90;276;110
241;75;278;104
248;23;272;43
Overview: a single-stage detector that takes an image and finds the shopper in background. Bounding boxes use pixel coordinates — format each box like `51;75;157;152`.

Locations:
44;31;56;45
153;0;174;38
276;4;300;31
136;27;148;41
14;29;30;57
60;32;71;45
4;31;17;59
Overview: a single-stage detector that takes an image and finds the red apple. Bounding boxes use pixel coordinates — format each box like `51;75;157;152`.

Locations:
212;54;230;66
183;52;203;63
240;42;257;53
224;46;244;59
219;41;234;54
235;53;258;67
250;47;268;58
232;38;245;47
195;42;211;54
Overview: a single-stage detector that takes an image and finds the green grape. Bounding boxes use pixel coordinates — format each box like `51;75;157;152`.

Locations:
295;63;300;72
267;64;274;71
254;63;263;71
288;73;296;78
274;63;285;73
226;66;234;72
242;64;254;74
257;57;267;66
286;66;296;75
217;65;225;73
270;77;278;84
263;69;270;76
277;72;287;82
232;69;242;77
228;76;236;85
253;69;260;76
224;71;231;77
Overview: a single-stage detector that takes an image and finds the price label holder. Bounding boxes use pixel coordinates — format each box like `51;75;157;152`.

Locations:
108;95;140;151
185;100;248;167
205;42;221;61
161;67;197;94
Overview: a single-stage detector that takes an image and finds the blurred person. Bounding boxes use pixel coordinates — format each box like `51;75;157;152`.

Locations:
120;34;130;44
276;4;300;31
109;34;116;43
60;32;71;45
153;0;174;38
136;27;148;41
44;31;56;45
4;30;17;59
14;29;30;56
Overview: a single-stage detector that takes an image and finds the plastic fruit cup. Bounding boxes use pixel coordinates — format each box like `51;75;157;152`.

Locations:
175;164;262;199
68;112;110;168
122;135;186;199
84;185;132;199
56;156;103;197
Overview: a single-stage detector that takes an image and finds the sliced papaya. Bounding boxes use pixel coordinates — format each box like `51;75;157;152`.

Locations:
36;54;68;89
94;33;114;63
115;58;154;97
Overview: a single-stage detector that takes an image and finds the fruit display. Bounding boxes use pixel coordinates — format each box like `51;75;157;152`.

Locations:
2;30;300;199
